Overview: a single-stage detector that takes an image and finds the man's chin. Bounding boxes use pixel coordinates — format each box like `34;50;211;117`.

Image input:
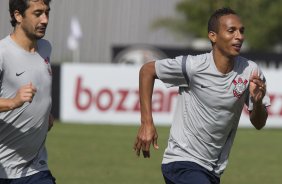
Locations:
35;33;45;40
231;50;240;57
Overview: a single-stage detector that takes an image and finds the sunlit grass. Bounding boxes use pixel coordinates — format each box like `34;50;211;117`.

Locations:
46;122;282;184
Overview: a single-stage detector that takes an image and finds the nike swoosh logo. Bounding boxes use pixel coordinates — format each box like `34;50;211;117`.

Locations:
16;71;25;76
200;84;212;88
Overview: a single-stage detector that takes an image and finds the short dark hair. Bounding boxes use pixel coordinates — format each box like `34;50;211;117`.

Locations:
208;7;237;33
9;0;52;27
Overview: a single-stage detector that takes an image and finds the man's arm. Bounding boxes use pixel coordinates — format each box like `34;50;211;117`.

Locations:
133;61;159;158
250;103;268;130
0;82;36;112
249;71;268;130
48;113;54;131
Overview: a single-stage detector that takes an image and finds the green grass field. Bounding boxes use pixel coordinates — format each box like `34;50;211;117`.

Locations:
46;122;282;184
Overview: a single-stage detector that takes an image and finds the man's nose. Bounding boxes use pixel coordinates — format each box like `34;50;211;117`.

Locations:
41;13;49;24
236;30;244;41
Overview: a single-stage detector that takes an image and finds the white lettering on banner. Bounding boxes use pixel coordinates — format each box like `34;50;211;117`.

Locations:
74;76;178;113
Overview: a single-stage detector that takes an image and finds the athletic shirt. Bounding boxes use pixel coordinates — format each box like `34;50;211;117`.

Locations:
155;52;270;176
0;35;52;178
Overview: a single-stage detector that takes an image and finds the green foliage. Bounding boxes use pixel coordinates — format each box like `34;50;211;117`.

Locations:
47;122;282;184
153;0;282;51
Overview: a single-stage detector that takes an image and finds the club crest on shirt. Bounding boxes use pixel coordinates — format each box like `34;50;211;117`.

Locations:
44;57;52;76
232;77;248;98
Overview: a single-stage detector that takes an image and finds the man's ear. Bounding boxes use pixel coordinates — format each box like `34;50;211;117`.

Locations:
208;31;217;44
14;10;23;24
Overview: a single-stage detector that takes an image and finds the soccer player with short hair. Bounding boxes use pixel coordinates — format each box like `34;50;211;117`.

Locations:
134;7;270;184
0;0;55;183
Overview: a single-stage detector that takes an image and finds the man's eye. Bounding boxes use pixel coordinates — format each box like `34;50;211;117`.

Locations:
34;13;42;17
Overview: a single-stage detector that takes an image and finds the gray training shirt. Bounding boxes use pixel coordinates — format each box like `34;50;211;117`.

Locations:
155;51;270;176
0;35;52;178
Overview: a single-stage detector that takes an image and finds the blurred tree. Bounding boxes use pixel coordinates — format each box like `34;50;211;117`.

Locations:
153;0;282;51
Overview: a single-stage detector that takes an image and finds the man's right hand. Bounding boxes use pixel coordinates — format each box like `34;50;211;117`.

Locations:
133;122;159;158
12;82;37;109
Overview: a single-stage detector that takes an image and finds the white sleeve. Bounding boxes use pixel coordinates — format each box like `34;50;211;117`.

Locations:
155;56;188;88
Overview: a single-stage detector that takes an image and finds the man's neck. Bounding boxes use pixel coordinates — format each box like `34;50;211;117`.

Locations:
212;49;235;74
10;29;37;53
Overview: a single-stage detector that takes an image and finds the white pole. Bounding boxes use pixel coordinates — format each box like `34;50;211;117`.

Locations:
67;16;82;63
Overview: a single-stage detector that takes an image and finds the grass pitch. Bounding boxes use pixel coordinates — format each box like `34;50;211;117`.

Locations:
47;122;282;184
